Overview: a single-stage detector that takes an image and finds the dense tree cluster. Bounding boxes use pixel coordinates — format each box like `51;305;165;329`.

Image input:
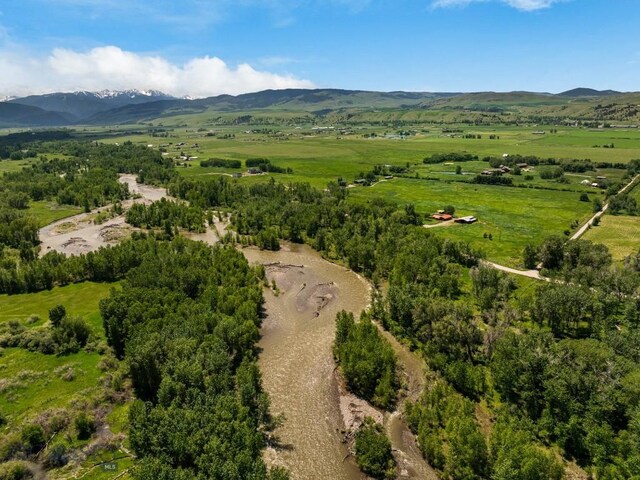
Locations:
126;199;206;233
245;158;291;174
99;237;286;480
170;176;476;279
0;232;165;294
609;192;638;215
200;158;242;169
334;311;397;409
354;417;395;480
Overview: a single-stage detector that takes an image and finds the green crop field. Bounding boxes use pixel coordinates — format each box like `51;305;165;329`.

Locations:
583;214;639;261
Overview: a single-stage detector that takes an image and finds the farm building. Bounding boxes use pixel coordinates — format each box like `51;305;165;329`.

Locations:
455;216;478;224
432;213;453;221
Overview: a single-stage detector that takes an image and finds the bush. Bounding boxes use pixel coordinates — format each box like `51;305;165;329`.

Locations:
44;443;68;468
523;244;539;269
0;461;33;480
580;193;590;202
21;425;45;455
74;412;96;440
48;305;66;328
0;434;24;461
354;418;395;480
53;316;92;354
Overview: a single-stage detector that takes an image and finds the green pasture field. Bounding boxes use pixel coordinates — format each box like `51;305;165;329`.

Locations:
0;281;116;330
0;348;104;431
582;214;639;261
29;200;82;227
349;177;594;267
0;159;31;174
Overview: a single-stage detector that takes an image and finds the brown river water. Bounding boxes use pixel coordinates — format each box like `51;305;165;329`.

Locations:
244;244;437;480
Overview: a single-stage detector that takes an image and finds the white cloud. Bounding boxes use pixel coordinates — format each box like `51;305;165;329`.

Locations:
0;45;315;97
432;0;565;11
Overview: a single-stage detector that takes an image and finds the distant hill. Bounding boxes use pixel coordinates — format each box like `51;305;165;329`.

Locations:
559;88;623;97
1;87;640;127
86;89;461;124
0;103;74;127
8;89;175;120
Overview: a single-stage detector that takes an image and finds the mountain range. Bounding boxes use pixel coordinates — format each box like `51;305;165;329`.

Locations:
0;87;637;127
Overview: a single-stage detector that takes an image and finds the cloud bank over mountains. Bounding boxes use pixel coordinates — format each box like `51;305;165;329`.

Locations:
0;45;315;98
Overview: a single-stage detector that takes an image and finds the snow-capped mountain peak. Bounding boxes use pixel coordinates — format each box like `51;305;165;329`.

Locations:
74;89;171;99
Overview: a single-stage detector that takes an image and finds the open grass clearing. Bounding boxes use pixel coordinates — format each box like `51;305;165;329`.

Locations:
0;281;117;332
28;200;83;228
582;214;639;261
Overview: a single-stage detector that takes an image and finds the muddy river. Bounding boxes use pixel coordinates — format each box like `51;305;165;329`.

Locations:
244;244;437;480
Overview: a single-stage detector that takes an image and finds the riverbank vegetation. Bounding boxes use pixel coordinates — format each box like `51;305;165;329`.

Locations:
354;417;395;480
334;311;398;410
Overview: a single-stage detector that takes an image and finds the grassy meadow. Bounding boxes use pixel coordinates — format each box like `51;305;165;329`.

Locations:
350;177;595;266
582;215;639;261
0;281;131;478
28;200;82;227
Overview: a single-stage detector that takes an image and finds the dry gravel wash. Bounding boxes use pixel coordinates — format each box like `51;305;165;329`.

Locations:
38;175;168;256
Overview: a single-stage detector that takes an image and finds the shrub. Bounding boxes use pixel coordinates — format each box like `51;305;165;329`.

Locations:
48;305;66;328
53;316;92;354
44;443;68;468
0;434;24;461
0;461;33;480
74;412;96;440
354;417;395;480
21;425;45;455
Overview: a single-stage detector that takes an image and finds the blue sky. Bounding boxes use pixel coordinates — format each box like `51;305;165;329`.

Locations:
0;0;639;96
